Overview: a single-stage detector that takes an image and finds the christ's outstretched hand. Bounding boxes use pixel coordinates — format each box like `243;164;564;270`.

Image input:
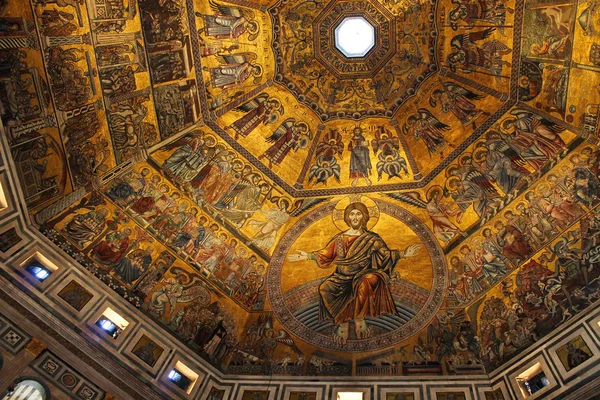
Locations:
403;243;422;258
288;250;309;262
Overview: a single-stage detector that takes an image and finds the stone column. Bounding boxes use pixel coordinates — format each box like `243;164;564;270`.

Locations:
46;33;90;47
0;37;28;49
0;32;38;50
6;115;56;142
34;187;87;226
95;32;138;44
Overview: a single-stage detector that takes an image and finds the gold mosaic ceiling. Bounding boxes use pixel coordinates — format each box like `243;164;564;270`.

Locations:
205;0;511;194
3;0;600;379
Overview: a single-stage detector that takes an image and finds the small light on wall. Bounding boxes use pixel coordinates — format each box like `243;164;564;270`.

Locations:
95;307;129;339
20;252;58;284
168;370;182;382
25;262;51;281
338;392;364;400
516;363;550;397
0;182;7;210
167;361;199;394
95;318;120;338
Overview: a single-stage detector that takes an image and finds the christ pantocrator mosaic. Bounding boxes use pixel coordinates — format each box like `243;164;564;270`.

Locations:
288;200;421;344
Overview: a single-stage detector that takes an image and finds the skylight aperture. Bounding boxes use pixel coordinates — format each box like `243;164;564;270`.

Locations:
335;17;375;58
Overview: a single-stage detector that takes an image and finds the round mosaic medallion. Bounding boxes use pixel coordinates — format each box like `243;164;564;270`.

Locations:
267;198;447;352
60;373;77;388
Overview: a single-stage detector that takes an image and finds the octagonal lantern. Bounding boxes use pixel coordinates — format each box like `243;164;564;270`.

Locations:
334;17;375;58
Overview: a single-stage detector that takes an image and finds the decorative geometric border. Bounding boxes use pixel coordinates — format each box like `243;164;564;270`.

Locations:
588;312;600;343
330;386;372;400
31;350;106;400
122;328;170;377
9;245;67;294
506;354;558;400
312;0;396;79
0;313;31;354
0;171;18;221
49;273;100;319
199;378;234;400
158;351;207;398
86;299;138;350
270;0;438;120
0;217;31;262
267;198;446;351
475;382;510;400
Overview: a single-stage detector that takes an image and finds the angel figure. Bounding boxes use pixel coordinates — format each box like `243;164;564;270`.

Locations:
248;198;292;251
274;329;303;356
500;108;566;169
477;132;528;195
448;0;513;33
371;126;400;156
316;128;345;160
447;28;512;81
309;155;341;185
205;53;262;89
372;126;408;180
446;169;499;221
161;132;214;182
196;0;259;41
148;270;211;318
309;128;344;185
248;198;326;252
227;94;284;139
387;187;464;245
245;328;303;368
403;109;452;158
376;152;409;181
259;119;312;168
430;82;489;129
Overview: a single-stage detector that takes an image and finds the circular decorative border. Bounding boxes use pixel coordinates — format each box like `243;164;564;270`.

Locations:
270;0;440;121
330;14;378;61
267;198;447;352
314;0;396;79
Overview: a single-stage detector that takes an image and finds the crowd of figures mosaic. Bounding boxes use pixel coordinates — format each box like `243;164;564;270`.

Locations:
2;0;600;381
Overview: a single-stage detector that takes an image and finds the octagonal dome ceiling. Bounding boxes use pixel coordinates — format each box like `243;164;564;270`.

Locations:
202;0;510;195
3;0;599;382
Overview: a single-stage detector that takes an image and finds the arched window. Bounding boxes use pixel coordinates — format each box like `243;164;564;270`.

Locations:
2;380;47;400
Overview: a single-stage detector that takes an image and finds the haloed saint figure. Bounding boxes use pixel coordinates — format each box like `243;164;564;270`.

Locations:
288;202;421;344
